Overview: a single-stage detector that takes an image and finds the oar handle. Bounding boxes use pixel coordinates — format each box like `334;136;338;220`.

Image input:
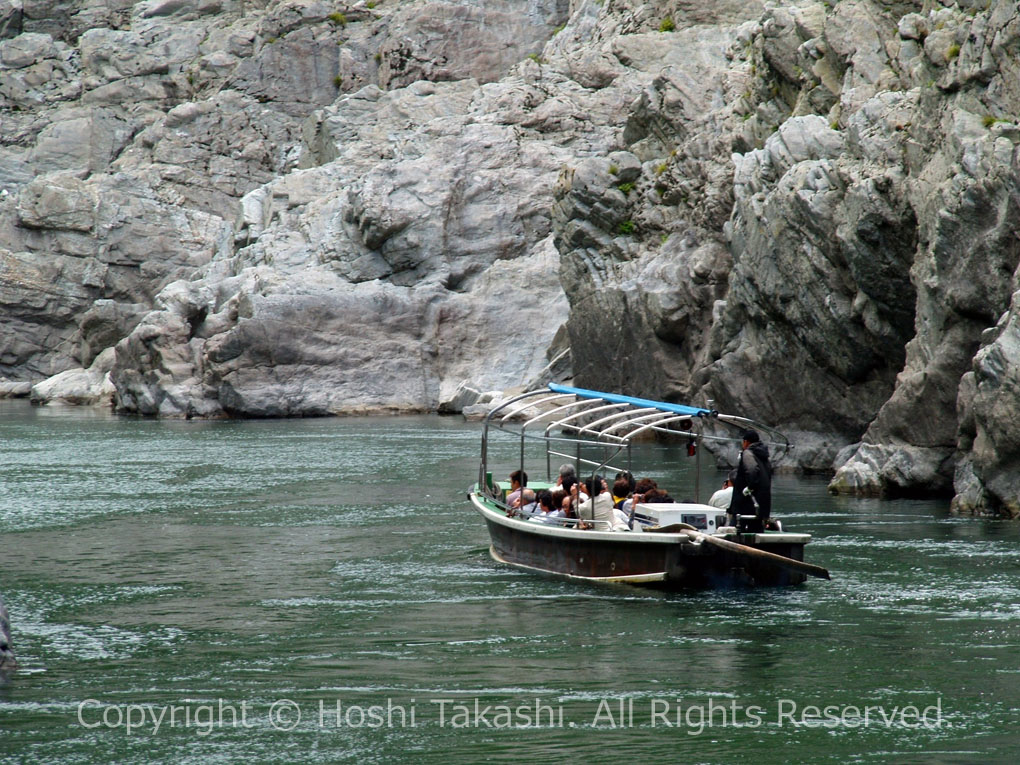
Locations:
684;530;831;580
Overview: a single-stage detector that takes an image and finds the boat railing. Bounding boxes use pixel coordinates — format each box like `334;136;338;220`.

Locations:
511;507;614;531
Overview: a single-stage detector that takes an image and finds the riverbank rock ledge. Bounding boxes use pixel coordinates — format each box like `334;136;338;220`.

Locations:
3;0;1020;515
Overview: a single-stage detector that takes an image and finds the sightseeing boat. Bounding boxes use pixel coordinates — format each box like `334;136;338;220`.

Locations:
468;384;830;588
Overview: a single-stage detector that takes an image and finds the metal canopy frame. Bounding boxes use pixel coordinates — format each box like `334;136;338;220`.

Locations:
478;384;790;505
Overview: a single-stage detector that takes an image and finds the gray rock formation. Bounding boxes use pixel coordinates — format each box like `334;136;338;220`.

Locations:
3;0;1020;514
0;594;14;672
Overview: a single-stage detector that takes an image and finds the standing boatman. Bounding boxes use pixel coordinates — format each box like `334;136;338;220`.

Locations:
728;429;772;530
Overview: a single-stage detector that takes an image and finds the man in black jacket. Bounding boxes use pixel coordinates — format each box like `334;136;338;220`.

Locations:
728;429;772;529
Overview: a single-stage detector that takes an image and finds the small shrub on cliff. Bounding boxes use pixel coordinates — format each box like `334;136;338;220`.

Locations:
334;74;343;88
608;164;619;175
366;1;376;7
617;182;635;195
983;115;1011;129
659;18;675;33
329;12;347;26
527;53;543;64
618;220;636;235
946;43;960;61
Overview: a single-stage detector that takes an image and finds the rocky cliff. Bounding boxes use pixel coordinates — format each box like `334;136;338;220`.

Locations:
0;593;14;671
2;0;1019;515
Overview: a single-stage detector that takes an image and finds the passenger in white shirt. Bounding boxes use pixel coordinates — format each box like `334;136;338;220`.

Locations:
574;476;628;531
708;470;737;510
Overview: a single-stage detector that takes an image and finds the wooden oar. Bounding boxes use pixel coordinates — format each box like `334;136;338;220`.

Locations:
685;529;830;580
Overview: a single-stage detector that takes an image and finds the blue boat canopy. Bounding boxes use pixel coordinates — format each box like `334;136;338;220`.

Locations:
547;383;711;418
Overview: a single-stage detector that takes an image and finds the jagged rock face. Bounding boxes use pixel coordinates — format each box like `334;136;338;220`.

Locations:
1;1;575;413
375;1;570;89
0;592;13;671
825;1;1020;500
704;115;920;470
5;0;1020;514
953;295;1020;518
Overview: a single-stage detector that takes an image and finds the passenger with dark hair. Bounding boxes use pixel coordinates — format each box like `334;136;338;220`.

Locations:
560;492;576;518
612;478;632;507
557;477;585;524
729;429;772;528
634;477;657;494
550;488;567;512
642;488;675;504
561;476;587;504
530;490;565;524
506;469;528;509
613;471;635;505
619;477;658;515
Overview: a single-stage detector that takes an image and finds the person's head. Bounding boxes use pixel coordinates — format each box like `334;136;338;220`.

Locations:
634;477;657;494
724;469;737;488
558;463;576;480
537;490;554;512
613;478;631;498
615;470;635;493
509;469;528;489
521;488;536;505
585;476;603;497
562;476;578;496
742;429;760;448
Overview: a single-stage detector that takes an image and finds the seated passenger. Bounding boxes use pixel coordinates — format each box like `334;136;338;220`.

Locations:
555;463;577;488
574;477;627;531
506;469;528;509
612;471;635;505
708;470;737;510
550;489;567;511
612;503;632;530
612;477;632;508
642;488;676;503
512;488;538;517
620;478;659;515
560;493;575;517
561;476;588;505
529;490;565;524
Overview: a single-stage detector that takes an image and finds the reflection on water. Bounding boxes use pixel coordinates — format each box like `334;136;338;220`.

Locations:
1;401;1018;763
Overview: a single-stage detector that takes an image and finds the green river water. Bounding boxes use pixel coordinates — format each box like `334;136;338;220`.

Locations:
1;400;1018;763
